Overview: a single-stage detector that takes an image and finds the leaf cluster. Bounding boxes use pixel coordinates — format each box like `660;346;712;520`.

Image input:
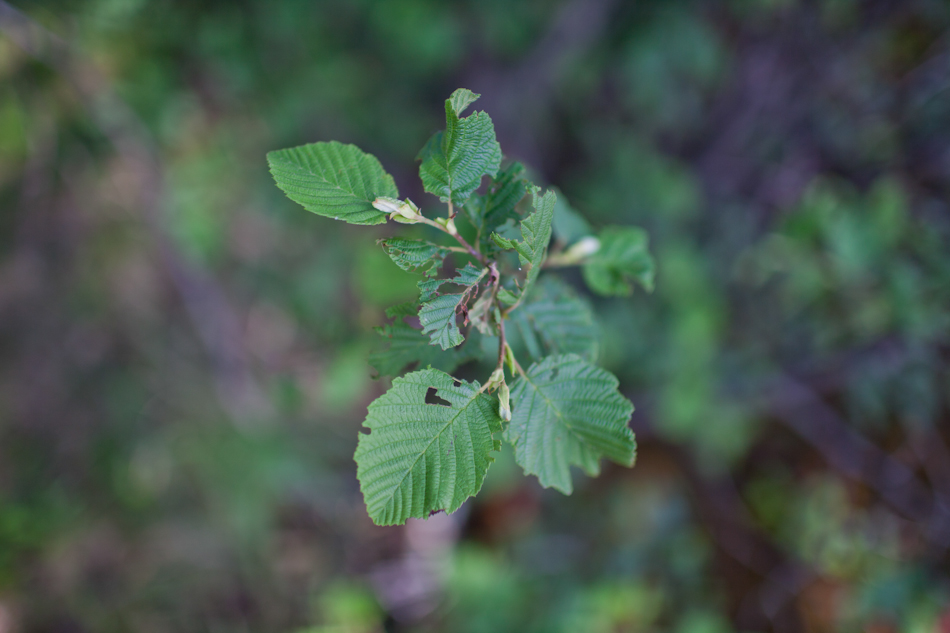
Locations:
269;89;656;525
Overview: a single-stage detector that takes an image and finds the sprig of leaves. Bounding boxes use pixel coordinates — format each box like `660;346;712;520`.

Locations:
268;88;656;525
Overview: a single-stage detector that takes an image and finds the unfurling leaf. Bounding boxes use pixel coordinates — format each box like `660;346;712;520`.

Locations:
268;141;398;225
354;369;502;525
505;354;636;494
466;162;529;250
373;196;423;223
491;187;556;301
418;88;502;205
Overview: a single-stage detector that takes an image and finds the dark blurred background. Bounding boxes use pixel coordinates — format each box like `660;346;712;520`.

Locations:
1;0;949;631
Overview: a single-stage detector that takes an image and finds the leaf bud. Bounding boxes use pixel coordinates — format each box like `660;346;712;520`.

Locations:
374;197;422;223
563;236;600;261
498;380;511;422
486;368;504;390
434;216;459;236
503;343;517;376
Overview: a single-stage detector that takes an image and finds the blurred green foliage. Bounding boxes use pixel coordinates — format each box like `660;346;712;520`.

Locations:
1;0;949;631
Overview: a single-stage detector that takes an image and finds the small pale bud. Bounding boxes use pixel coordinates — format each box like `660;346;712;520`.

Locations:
498;380;511;422
434;216;459;235
564;236;601;260
372;196;403;214
487;368;505;389
445;217;459;236
374;197;421;223
503;343;517;376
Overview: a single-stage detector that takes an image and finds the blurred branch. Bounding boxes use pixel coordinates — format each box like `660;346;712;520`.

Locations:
0;1;270;423
668;443;809;632
766;372;950;549
909;431;950;510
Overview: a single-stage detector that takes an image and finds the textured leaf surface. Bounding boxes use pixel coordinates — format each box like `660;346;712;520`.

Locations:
491;188;556;299
355;369;502;525
507;276;599;362
370;303;473;377
466;162;529;249
417;89;502;204
505;354;636;494
417;278;444;304
451;262;486;286
267;141;398;225
582;226;655;296
419;264;486;349
380;238;450;278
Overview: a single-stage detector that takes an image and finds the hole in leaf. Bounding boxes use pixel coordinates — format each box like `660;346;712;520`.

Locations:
452;380;461;387
549;367;560;380
425;387;451;407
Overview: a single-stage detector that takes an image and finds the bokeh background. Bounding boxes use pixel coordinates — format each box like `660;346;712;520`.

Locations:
1;0;950;631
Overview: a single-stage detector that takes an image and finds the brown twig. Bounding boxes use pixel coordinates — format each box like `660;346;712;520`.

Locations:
417;216;487;266
452;232;487;267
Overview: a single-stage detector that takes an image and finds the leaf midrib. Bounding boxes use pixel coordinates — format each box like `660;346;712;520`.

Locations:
273;152;375;206
372;387;482;514
518;365;624;450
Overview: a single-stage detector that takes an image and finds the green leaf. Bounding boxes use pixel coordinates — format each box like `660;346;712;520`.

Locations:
369;303;474;377
267;141;398;225
417;89;502;205
505;354;635;494
491;187;556;299
466;162;529;249
379;238;450;278
451;261;486;286
582;226;655;296
419;264;487;349
419;294;467;350
354;369;502;525
496;287;519;305
552;190;593;245
417;278;444;304
507;276;599;362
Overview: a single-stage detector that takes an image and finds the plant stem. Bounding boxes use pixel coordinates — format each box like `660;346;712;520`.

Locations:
419;215;487;266
496;317;507;370
453;232;487;266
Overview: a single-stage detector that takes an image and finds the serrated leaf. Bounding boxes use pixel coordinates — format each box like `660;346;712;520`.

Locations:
491;187;556;300
267;141;398;225
417;278;444;304
507;276;599;362
417;89;502;205
380;238;450;278
419;294;467;350
369;303;474;377
355;369;502;525
419;264;487;350
582;226;655;296
451;262;486;286
466;162;529;249
505;354;635;494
